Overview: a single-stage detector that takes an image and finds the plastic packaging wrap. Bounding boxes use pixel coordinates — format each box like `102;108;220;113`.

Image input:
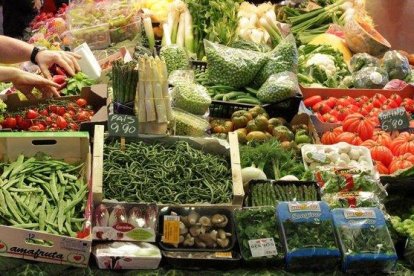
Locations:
171;82;211;115
383;50;412;80
257;72;300;104
168;70;195;87
204;40;268;88
92;203;158;242
277;201;340;270
170;108;210;137
93;242;161;270
322;191;381;208
352;66;389;89
253;34;298;87
350;53;380;73
160;45;190;74
332;208;397;273
234;207;283;263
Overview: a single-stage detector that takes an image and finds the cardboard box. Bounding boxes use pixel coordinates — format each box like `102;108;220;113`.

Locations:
0;132;92;267
3;84;108;137
92;125;244;208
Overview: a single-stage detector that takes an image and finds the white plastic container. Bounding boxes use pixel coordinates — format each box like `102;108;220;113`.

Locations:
74;43;102;80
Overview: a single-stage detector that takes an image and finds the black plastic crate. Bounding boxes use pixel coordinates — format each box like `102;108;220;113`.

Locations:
191;60;208;73
113;101;134;115
209;94;303;121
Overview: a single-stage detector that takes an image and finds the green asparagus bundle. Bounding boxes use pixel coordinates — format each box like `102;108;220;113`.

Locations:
112;60;139;104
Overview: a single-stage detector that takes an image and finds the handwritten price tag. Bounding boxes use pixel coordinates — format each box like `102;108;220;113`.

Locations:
248;238;278;258
108;114;139;137
379;107;409;131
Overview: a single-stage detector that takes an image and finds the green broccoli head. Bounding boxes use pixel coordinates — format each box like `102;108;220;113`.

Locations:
350;53;380;73
383;50;412;80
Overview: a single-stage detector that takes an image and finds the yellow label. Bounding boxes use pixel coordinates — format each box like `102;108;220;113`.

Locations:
215;251;232;259
163;216;180;245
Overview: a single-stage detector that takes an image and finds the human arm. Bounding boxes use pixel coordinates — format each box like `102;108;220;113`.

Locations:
0;66;60;99
0;36;81;78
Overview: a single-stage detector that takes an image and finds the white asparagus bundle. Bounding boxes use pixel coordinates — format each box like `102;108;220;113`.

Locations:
144;57;157;122
153;57;168;123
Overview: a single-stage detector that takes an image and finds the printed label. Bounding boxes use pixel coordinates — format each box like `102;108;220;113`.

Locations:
163;216;180;245
344;209;376;220
215;251;233;259
60;238;89;252
248;238;277;258
288;202;321;213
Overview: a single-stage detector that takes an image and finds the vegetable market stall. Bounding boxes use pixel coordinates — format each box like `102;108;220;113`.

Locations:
0;0;414;274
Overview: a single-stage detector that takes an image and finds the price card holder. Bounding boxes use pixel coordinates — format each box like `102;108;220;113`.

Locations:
248;238;277;258
379;107;410;132
108;114;139;137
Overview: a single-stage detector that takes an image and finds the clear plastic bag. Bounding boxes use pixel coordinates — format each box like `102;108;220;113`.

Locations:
170;108;210;137
350;53;380;73
322;191;381;208
253;34;298;87
332;208;397;273
257;72;300;104
171;82;211;115
383;50;412;80
352;66;389;89
204;40;268;88
277;201;340;270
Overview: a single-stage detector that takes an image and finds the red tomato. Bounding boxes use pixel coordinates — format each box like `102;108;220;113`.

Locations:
63;112;72;121
76;98;88;108
383;99;398;109
56;116;68;129
76;111;90;122
39;109;49;116
322;113;339;123
337;98;351;106
348;104;359;113
329;109;340;118
325;97;337;109
402;98;414;113
312;101;332;115
390;94;403;106
315;112;325;122
342;96;356;105
354;96;369;107
26;109;39;120
36;123;46;131
68;123;79;131
44;117;53;125
29;125;41;131
48;104;58;114
336;108;351;121
2;117;17;129
56;106;66;116
66;102;77;112
18;119;31;130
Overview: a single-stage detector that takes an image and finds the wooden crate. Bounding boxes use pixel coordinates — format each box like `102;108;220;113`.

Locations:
92;125;244;208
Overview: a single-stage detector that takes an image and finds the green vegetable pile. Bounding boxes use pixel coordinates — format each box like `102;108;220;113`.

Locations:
0;153;86;237
160;45;189;74
353;66;389;89
349;53;380;73
315;170;380;194
240;139;308;180
283;220;337;251
247;181;318;207
61;72;95;96
103;140;232;204
234;207;283;262
184;0;242;59
171;82;211;115
383;50;412;80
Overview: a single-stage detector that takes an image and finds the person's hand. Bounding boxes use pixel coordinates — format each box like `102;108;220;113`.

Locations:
10;68;61;99
33;0;42;11
35;50;81;79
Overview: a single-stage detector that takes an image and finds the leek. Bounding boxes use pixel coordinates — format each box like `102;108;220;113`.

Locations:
176;13;185;47
184;9;194;54
163;23;172;46
143;17;155;51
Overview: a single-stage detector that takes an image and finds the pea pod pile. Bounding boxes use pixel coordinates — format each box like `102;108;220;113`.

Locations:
206;85;261;105
0;154;86;237
103;140;233;204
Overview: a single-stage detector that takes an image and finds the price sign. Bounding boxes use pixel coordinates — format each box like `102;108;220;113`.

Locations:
108;114;139;137
248;238;278;258
378;107;409;131
162;215;180;245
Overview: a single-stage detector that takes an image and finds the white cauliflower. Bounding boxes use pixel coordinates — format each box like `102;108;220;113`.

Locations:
306;53;337;77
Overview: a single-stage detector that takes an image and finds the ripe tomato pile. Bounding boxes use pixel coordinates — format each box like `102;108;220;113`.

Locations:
304;93;414;125
1;98;94;131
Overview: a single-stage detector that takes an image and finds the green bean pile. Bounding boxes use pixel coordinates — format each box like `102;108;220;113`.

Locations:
103;140;233;204
0;154;86;237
